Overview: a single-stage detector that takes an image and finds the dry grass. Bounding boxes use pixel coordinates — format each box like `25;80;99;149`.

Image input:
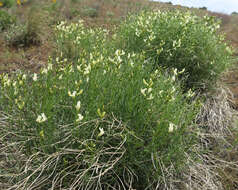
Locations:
184;85;238;190
144;85;238;190
0;116;131;190
2;88;237;190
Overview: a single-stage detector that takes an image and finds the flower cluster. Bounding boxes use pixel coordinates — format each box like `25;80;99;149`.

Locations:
36;113;47;123
118;10;232;90
141;78;154;100
55;20;109;63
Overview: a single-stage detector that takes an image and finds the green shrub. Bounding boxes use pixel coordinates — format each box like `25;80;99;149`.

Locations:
116;10;232;90
25;6;44;45
0;20;199;189
71;0;82;3
4;7;44;47
55;20;110;63
231;11;238;15
199;6;207;10
81;6;99;18
4;24;28;47
0;10;16;32
106;11;114;17
0;0;15;8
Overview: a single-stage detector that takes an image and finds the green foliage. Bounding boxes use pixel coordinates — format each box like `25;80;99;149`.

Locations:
55;20;110;63
71;0;82;3
81;6;99;18
0;10;16;32
4;7;44;47
116;10;232;90
0;0;15;8
199;6;207;10
25;6;44;45
4;24;27;47
106;10;114;17
0;20;199;189
231;11;238;15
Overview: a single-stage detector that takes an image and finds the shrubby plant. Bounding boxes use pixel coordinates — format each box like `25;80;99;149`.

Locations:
0;0;15;7
0;10;16;31
55;20;117;65
4;7;44;47
0;20;199;189
0;0;33;7
25;6;44;45
4;24;28;46
55;20;110;63
2;8;233;189
81;6;99;18
116;10;232;90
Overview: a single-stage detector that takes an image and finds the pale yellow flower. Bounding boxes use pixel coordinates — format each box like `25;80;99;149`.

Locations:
68;90;77;98
13;81;17;87
140;88;147;96
75;101;81;111
47;63;53;70
22;74;27;80
171;75;176;81
36;113;47;123
17;101;25;110
77;65;81;71
83;65;91;75
168;123;178;133
143;79;149;86
39;130;44;138
14;89;18;95
179;68;185;74
98;127;105;137
168;123;174;133
33;73;37;81
147;88;152;93
41;68;48;74
146;94;154;100
97;108;106;119
5;79;11;87
186;89;195;98
76;113;84;122
143;78;153;87
117;56;122;63
19;80;23;85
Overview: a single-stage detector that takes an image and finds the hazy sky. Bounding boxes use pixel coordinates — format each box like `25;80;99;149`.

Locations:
155;0;238;14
